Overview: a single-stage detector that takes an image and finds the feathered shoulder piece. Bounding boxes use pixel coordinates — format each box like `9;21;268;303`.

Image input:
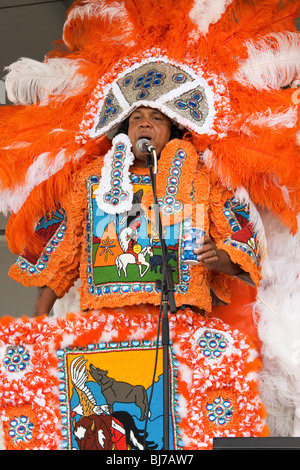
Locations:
0;0;300;255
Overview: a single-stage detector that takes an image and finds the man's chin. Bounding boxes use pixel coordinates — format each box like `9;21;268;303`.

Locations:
133;153;148;167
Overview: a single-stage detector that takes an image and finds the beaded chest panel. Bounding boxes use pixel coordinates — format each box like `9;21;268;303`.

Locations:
85;173;194;300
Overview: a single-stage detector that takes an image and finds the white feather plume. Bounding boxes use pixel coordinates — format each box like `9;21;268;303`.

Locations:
239;107;299;135
63;0;135;47
0;147;85;215
235;32;300;90
254;212;300;436
64;0;127;22
4;57;87;105
189;0;234;37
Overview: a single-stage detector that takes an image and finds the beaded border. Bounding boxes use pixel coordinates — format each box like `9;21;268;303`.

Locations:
14;214;67;276
157;147;187;217
94;134;134;215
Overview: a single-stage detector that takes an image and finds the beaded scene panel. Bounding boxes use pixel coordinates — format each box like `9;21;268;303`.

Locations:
58;341;181;450
84;173;194;300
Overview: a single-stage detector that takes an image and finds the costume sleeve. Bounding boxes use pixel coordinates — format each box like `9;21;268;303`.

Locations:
209;174;262;290
8;202;82;298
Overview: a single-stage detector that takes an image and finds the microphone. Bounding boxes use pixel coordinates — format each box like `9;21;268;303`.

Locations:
137;138;157;174
137;138;155;154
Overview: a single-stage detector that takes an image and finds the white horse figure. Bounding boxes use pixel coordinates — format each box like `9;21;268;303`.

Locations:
115;245;153;278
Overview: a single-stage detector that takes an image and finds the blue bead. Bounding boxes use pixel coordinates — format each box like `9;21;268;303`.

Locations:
192;109;202;120
176;101;187;109
133;284;140;292
144;285;153;292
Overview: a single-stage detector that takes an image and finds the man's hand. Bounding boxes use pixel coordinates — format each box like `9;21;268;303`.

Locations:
194;234;243;276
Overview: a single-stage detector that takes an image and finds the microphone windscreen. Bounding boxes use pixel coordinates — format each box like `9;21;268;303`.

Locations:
137;138;151;153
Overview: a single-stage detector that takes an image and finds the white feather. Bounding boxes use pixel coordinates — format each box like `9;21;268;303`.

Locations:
235;32;300;90
70;356;97;405
239;107;299;134
63;0;135;47
4;57;87;105
189;0;234;36
0;148;85;214
65;0;127;22
254;211;300;436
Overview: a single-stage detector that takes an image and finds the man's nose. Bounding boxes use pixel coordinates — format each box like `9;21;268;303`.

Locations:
139;117;152;127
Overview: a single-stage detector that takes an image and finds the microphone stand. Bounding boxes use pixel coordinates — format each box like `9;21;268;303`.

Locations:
146;152;177;451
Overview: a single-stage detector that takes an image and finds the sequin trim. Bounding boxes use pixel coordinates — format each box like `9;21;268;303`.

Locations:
14;212;67;276
158;148;187;217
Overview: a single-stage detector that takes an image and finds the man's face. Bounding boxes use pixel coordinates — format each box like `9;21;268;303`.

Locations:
128;107;172;165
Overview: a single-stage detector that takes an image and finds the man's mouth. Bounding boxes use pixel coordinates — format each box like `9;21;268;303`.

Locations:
137;134;153;141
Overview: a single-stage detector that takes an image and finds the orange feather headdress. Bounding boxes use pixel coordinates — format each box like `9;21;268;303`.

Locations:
0;0;299;256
